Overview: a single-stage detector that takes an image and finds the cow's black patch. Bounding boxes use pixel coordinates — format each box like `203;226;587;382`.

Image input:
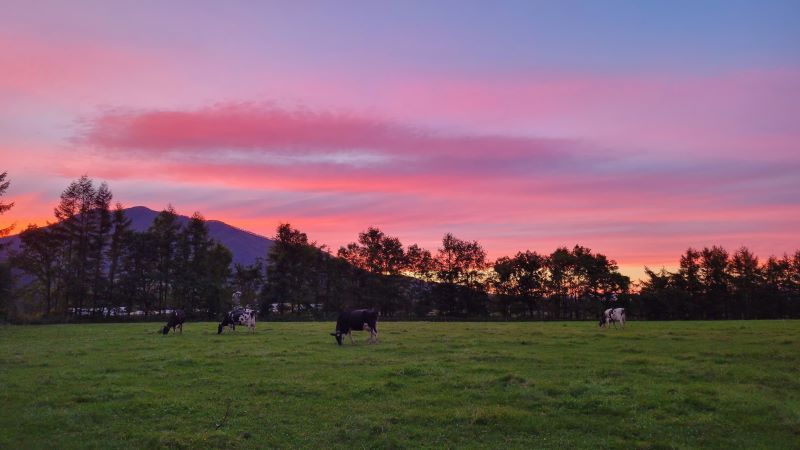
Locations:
162;310;186;335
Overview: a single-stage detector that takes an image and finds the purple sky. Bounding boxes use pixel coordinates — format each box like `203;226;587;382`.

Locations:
1;0;799;279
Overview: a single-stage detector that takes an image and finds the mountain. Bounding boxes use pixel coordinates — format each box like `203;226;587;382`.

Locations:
0;206;274;267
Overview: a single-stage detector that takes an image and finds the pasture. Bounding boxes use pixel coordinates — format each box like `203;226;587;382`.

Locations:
1;321;798;449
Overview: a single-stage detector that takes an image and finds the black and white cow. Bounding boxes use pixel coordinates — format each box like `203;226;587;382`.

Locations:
218;308;256;334
162;309;186;335
599;307;626;328
330;309;378;345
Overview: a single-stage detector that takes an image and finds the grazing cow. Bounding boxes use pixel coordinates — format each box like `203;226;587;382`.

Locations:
162;309;186;335
330;309;378;345
599;307;626;328
218;308;256;334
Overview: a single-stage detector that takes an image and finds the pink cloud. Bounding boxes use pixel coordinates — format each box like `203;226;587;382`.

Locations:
70;103;799;206
273;69;800;162
75;103;576;168
55;103;799;278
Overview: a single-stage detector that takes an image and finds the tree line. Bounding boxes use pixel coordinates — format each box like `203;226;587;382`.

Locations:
259;224;630;320
634;247;800;320
1;174;799;322
4;176;231;320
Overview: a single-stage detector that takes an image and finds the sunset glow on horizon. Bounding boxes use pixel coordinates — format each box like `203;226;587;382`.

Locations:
2;0;799;280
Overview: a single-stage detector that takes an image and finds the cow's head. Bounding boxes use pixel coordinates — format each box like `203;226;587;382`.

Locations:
598;316;606;327
217;323;225;334
330;331;343;345
162;326;170;335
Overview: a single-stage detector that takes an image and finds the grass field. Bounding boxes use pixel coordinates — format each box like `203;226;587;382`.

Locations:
1;321;799;449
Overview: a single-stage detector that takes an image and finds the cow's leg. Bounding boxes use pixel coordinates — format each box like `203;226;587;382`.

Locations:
348;331;354;344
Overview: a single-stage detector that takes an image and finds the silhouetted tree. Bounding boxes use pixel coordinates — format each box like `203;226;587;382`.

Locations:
116;231;159;316
106;203;132;312
763;254;793;318
13;225;61;316
678;248;702;290
338;227;408;315
174;213;210;312
88;182;112;315
493;251;548;318
790;251;800;317
639;267;688;320
232;259;265;310
730;247;761;319
700;246;730;319
171;212;231;317
203;242;232;318
149;206;180;314
405;244;435;280
430;233;488;316
545;247;574;319
262;224;323;315
52;175;106;315
0;171;13;239
540;245;630;320
0;171;14;317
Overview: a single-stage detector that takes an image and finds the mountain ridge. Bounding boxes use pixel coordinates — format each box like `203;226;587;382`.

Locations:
0;206;274;268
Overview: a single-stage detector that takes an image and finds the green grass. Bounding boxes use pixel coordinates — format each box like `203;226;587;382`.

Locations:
1;321;799;449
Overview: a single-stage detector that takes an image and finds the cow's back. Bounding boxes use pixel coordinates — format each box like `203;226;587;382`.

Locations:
352;309;377;329
337;309;377;332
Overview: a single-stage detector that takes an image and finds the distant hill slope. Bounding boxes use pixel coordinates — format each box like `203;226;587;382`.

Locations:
0;206;274;267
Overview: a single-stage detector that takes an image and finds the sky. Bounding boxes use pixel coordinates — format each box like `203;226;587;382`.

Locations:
1;0;799;280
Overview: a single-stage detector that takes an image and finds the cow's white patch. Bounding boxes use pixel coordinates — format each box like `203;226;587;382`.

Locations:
601;308;626;329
